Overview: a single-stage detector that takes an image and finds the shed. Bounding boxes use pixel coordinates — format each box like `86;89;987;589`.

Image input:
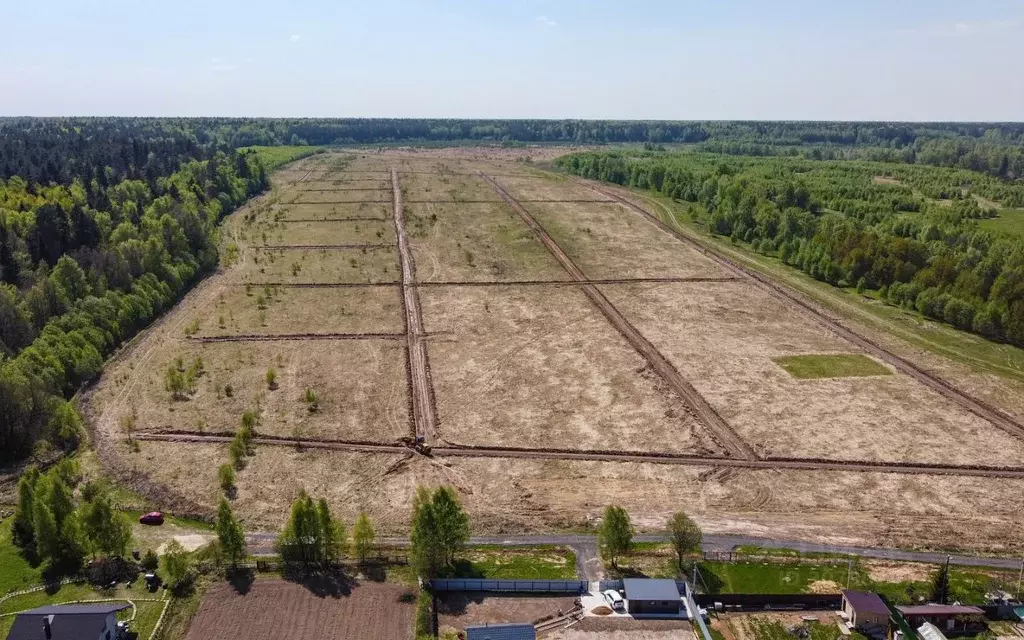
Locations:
841;590;890;630
896;605;986;635
465;623;537;640
6;602;130;640
623;578;682;616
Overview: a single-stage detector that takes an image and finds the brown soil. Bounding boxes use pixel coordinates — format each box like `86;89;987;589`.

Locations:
183;579;414;640
437;594;577;631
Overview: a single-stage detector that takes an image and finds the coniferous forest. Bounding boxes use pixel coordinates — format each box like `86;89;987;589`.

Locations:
2;117;1024;463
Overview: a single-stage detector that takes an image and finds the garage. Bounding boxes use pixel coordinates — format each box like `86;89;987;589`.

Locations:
623;579;683;616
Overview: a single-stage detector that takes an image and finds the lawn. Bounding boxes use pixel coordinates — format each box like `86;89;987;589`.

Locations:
0;518;43;596
450;547;577;580
774;354;892;379
980;209;1024;237
239;145;324;170
0;582;168;639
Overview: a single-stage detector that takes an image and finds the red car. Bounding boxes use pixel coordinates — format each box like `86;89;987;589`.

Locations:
139;512;165;525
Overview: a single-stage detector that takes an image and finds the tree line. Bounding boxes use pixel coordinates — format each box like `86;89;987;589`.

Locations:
0;149;268;462
557;151;1024;347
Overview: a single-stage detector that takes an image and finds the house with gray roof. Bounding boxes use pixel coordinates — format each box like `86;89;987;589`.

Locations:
5;603;130;640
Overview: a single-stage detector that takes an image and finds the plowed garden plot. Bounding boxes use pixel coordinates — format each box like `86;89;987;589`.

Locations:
438;594;577;632
599;281;1024;466
400;169;500;201
420;284;722;455
184;579;414;640
127;339;409;442
271;202;391;221
253;220;396;245
288;189;392;204
407;202;570;282
526;201;734;280
236;247;399;284
193;285;404;336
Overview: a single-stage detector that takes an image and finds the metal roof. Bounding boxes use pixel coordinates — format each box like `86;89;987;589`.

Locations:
842;590;890;616
623;578;682;602
7;603;128;640
898;605;985;617
918;622;949;640
466;624;536;640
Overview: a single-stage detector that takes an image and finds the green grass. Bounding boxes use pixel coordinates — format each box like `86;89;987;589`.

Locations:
980;209;1024;237
774;354;892;379
450;546;577;580
239;146;324;171
0;582;167;639
0;519;43;596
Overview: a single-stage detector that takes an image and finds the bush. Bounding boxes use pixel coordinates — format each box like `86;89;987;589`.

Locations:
218;464;236;494
414;589;434;638
141;548;159;571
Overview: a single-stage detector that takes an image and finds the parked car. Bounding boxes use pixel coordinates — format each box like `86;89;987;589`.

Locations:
139;512;165;525
602;589;625;611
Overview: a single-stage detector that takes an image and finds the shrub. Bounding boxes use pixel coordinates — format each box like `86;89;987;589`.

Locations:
141;548;159;571
219;464;236;494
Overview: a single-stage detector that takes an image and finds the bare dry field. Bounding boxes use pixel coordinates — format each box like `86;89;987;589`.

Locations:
408;201;570;282
184;579;414;640
527;201;734;280
287;188;392;204
235;246;399;284
438;594;576;631
421;284;719;455
80;148;1024;555
599;280;1024;465
193;285;404;336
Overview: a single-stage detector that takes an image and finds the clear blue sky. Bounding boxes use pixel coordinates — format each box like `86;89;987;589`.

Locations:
3;0;1022;120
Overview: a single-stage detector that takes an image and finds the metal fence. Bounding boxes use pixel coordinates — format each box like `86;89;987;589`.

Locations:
430;579;588;594
598;580;688;594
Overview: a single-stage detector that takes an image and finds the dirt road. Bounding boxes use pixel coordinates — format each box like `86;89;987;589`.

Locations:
392;168;439;443
480;173;756;461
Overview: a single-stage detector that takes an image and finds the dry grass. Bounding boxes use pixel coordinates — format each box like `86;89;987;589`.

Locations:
421;284;719;454
600;281;1024;466
408;202;569;282
270;202;391;221
235;247;399;284
252;220;395;245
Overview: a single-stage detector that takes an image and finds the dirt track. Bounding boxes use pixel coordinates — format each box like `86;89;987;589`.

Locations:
257;244;392;250
188;332;406;343
130;432;1024;479
584;180;1024;444
392;168;439;443
481;173;757;461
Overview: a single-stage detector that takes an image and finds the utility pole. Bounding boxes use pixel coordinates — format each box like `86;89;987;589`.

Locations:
847;556;853;589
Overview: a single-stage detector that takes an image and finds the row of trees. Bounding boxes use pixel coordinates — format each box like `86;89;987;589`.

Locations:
558;151;1024;347
599;506;702;574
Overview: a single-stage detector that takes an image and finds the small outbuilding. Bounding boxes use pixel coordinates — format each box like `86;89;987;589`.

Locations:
623;578;682;616
841;590;891;630
896;605;986;636
5;602;130;640
465;623;537;640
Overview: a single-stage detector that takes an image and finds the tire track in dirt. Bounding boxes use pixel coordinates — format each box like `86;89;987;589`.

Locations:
230;277;740;289
392;168;440;443
257;244;393;250
480;173;757;461
291;199;393;205
584;180;1024;444
403;199;614;204
130;432;1024;479
188;332;407;343
277;217;390;223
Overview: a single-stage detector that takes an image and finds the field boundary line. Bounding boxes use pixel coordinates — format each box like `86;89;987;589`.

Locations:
275;217;390;223
581;179;1024;443
187;332;407;343
256;243;393;250
291;199;392;205
392;168;440;443
480;173;757;461
129;432;1024;479
230;277;741;289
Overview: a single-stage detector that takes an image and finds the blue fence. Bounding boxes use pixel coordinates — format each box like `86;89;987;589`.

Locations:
430;579;588;594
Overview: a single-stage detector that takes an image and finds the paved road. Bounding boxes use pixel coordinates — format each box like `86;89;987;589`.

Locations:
245;531;1024;572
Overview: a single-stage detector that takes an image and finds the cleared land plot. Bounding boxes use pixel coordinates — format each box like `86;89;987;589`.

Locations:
255;220;396;245
236;247;399;284
289;189;391;204
528;201;734;280
184;579;414;640
270;202;391;221
980;209;1024;237
129;340;409;442
401;169;500;201
599;280;1024;466
408;202;571;282
295;178;390;190
420;284;721;455
548;620;691;639
500;173;617;201
775;354;892;379
438;594;576;631
193;285;403;336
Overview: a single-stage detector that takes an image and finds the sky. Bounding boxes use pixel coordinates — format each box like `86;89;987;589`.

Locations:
2;0;1023;121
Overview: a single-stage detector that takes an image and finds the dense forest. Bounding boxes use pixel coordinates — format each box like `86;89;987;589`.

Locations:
556;150;1024;347
4;117;1023;178
0;121;274;463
